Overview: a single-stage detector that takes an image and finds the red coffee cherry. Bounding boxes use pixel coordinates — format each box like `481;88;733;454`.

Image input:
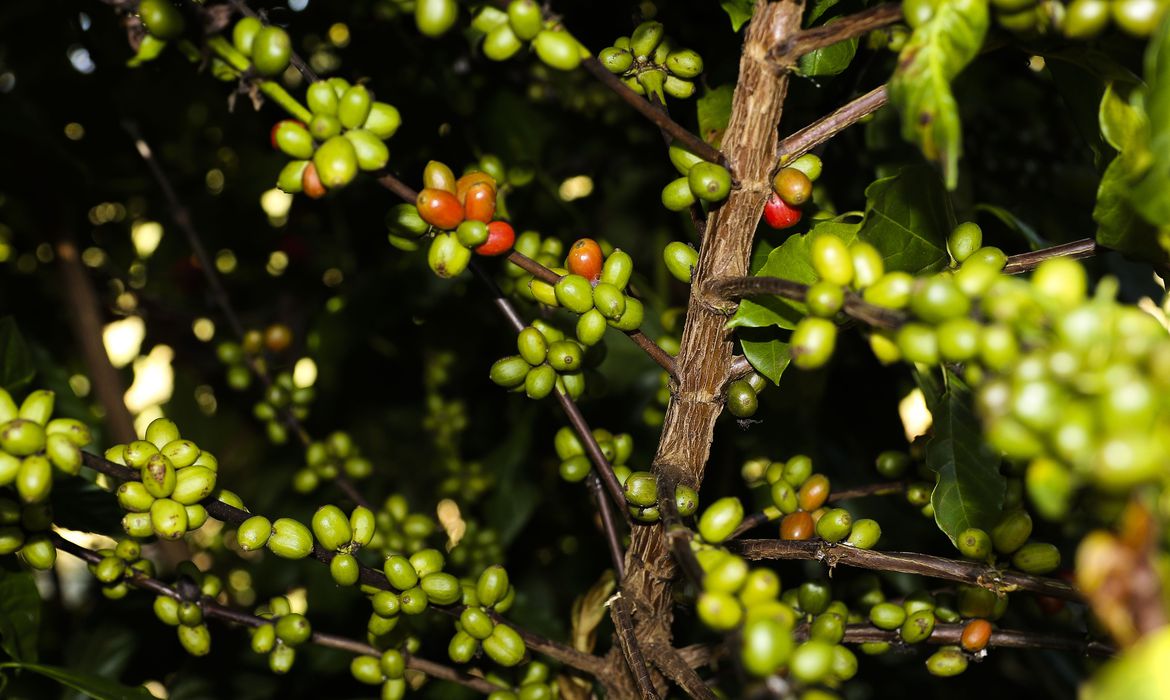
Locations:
416;188;464;229
763;192;802;230
476;221;516;256
567;238;603;281
302;163;327;199
464;182;497;223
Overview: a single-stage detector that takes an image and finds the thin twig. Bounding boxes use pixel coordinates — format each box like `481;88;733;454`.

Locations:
579;58;723;166
709;275;907;329
775;85;889;166
644;642;716;700
50;532;502;694
728;539;1082;601
770;5;904;65
834;623;1115;657
1003;238;1098;274
123;122;372;510
655;472;705;587
612;595;660;699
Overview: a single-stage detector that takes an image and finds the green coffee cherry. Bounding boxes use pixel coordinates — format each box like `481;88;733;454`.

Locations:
665;49;703;78
533;30;582;71
991;510;1032;554
630;21;664;58
1011;542;1060;573
910;275;970;323
869;602;907;630
806;281;844;317
477;564;510;607
490;356;530;388
17;390;53;425
307;81;339;116
267;518;314;559
344;129;390;171
600;46;634;73
811;235;854;286
926;646;969;676
525;364;556;399
385;555;419;590
177;623;211;657
1064;0;1110;37
483;623;526;666
937;317;981;362
688;162;732;202
1;420;46;457
900;609;936;643
726;380;758;418
948;222;982;263
122;512;153;538
815;509;852;542
576;309;607;346
896;323;939;364
312;505;353;551
662;176;697;211
251;26;292;77
43;433;80;475
697;591;743;630
416;0;459;37
956;527;991;560
664;242;699;283
591;283;626;321
863;271;915;308
139;0;185;39
484;24;523;61
313;136;359;189
507;0;542;40
600;250;633;290
698;496;744;543
351;506;376;547
448;630;478;663
850;242;885;288
674;484;699;517
151;498;188;539
789;640;834;684
846;518;881;549
547;341;583;372
171;466;216;505
740;618;792;676
461;606;495;640
609;297;644;331
338;85;372;130
363;102;401;139
238;515;273;551
553;275;593;314
791;317;837;370
16;456;52;504
420;572;461;605
429;233;472;278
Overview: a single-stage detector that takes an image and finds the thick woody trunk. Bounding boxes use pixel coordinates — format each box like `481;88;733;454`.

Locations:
604;1;807;696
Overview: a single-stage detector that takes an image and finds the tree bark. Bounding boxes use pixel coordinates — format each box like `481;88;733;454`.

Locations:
605;1;807;694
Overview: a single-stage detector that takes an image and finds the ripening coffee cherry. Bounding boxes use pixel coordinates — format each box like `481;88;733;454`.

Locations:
726;380;758;418
428;233;472;279
363;102;401;139
464;183;496;223
961;618;993;652
534;30;582;71
416;0;459;37
267;517;314;559
791;317;837;370
456;220;490;248
773;167;812;206
926;646;968;676
477;221;516;256
662;176;697;212
786;512;814;540
271;120;313;160
251;26;292;76
698;496;744;543
815;508;852;542
688;162;732;202
847;518;881;549
417;188;464;229
784;455;813;486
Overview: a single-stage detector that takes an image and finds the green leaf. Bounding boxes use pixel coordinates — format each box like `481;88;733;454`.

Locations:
1099;81;1149;157
1084;628;1170;700
0;566;39;662
738;329;792;385
887;0;989;189
973;203;1047;249
727;216;862;330
1094;156;1163;263
0;317;34;393
858;165;954;274
0;663;153;700
697;85;734;148
1129;18;1170;236
925;375;1005;546
719;0;756;31
797;19;858;77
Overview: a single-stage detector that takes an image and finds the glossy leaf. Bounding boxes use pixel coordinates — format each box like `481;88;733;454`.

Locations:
719;0;756;31
739;329;793;385
924;374;1005;546
1094;157;1161;263
0;663;152;700
728;216;862;330
798;19;858;77
1129;19;1170;241
0;566;39;662
697;85;734;148
887;0;989;189
858;165;954;273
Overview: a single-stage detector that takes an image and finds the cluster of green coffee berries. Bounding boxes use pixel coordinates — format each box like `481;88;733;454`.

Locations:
128;0;191;66
364;549;464;642
447;565;526;667
152;562;224;657
347;645;410;700
864;586;1000;677
661;143;733;211
471;0;585;71
447;519;505;573
724;372;769;420
537;238;647;342
246;595;314;673
489;323;589;400
109;418;218;541
479;662;556;700
236;512;315;560
954;509;1061;573
367;493;437;555
87;537;155;599
0;389;90;507
0;495;56;570
552;425;631;483
229;16;294;76
311;504;375;585
598;21;705;100
871;448;943;519
272;79;400;198
292;431;373;493
747;455;883;548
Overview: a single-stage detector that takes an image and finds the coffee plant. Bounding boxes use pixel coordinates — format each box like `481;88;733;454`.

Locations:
1;0;1169;697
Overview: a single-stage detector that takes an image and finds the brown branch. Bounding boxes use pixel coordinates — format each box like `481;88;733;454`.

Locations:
53;235;138;444
580;57;723;166
655;472;706;586
729;539;1081;601
835;623;1115;657
770;4;904;65
645;641;715;700
709;275;907;329
1003;238;1098;275
728;355;754;380
775;85;889;166
612;595;660;699
50;532;501;694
